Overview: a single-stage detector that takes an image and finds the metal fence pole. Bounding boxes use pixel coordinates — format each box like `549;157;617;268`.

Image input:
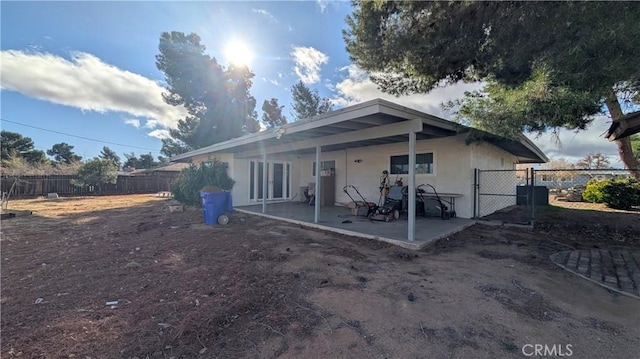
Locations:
531;167;536;225
473;168;478;218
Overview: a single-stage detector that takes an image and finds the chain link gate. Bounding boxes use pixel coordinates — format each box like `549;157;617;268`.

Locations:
474;168;534;225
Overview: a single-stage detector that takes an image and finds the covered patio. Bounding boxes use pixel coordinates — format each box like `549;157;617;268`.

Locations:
235;202;476;250
172;99;545;247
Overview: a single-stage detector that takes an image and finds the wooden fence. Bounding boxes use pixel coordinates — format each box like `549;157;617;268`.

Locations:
1;174;180;199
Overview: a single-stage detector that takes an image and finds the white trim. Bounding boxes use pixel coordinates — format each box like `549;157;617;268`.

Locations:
170;98;547;164
236;118;423;159
249;160;292;203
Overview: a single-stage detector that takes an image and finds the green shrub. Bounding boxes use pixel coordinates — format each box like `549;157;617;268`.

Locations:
583;177;640;210
582;179;607;203
171;159;235;206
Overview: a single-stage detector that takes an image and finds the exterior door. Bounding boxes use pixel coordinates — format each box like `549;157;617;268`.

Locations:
250;161;290;201
271;162;284;199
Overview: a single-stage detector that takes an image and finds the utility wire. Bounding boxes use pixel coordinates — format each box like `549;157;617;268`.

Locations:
0;118;161;153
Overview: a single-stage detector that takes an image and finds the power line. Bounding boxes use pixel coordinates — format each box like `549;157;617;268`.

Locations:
0;118;161;153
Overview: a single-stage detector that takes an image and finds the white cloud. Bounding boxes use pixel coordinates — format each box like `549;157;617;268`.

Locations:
252;8;277;23
332;65;483;118
0;50;187;131
144;119;160;129
269;79;281;87
291;46;329;84
316;0;327;13
527;115;622;166
123;118;141;128
147;129;171;139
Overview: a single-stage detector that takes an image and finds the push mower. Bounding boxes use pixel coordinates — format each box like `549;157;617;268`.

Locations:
417;184;456;220
343;185;377;217
343;184;399;222
368;172;400;222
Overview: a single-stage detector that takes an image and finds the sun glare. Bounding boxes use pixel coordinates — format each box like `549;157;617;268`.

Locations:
224;40;254;66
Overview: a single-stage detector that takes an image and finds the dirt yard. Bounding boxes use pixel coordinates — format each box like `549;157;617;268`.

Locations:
1;194;639;358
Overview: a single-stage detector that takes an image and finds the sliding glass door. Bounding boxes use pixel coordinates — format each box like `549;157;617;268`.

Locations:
249;161;291;201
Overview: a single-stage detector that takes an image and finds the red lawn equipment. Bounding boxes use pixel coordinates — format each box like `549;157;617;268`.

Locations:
368;171;400;222
343;185;378;217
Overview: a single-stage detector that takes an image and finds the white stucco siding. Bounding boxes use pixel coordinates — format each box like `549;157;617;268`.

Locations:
296;134;476;218
470;142;520;217
189;136;521;218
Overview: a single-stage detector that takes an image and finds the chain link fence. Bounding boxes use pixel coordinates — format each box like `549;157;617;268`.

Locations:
534;168;637;209
474;169;534;225
474;168;639;225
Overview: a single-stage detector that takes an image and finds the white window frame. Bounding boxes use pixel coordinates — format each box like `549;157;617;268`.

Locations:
312;160;335;176
388;151;436;177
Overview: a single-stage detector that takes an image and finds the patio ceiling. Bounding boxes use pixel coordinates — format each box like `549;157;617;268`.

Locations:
171;98;547;163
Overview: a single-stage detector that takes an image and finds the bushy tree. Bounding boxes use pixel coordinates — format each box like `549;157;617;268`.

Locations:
122;152;139;169
1;130;48;165
156;31;260;155
576;153;611;170
99;146;121;169
171;159;235;206
344;1;640;174
262;98;287;128
47;142;82;164
138;153;158;169
291;81;332;120
71;158;118;193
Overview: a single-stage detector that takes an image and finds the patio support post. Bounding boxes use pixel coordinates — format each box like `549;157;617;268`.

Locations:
314;146;321;223
262;151;267;213
408;131;416;241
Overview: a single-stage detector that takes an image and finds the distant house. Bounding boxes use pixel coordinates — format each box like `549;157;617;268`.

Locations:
536;169;632;190
127;163;190;176
117;163;189;193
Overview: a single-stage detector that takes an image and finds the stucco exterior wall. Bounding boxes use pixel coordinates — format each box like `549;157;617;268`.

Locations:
296;134;476;218
189;136;524;218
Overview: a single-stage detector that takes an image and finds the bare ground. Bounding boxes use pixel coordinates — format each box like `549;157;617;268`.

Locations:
1;194;639;358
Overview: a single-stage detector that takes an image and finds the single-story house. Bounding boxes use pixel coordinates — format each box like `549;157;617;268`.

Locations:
171;99;547;243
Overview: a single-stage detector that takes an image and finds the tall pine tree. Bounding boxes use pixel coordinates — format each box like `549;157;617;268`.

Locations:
156;31;259;156
345;1;640;173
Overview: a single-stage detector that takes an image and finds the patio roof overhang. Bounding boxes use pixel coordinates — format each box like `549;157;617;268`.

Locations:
170;98;547;163
606;111;640;141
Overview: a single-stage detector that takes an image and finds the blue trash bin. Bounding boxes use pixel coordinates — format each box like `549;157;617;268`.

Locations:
200;191;233;225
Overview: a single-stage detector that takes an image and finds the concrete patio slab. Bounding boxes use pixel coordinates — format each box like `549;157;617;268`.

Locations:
235;202;476;250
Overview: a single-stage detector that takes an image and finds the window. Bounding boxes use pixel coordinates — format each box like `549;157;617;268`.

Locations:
312;160;335;176
390;153;433;175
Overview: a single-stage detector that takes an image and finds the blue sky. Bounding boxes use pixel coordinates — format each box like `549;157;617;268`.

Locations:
0;1;623;165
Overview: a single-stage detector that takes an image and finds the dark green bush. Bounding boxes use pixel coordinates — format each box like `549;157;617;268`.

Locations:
171;159;235;206
583;177;640;210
